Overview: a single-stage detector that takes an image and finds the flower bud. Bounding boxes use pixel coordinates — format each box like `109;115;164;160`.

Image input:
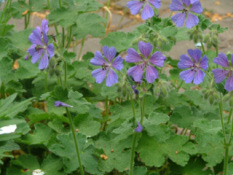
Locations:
209;94;214;104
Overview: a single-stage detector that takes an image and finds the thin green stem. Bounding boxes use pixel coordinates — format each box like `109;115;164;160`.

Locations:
47;0;51;9
44;71;48;92
219;96;227;144
129;133;137;175
227;109;233;124
66;26;72;48
104;0;110;28
130;94;136;118
216;46;219;57
177;81;184;91
224;145;229;175
66;108;85;175
78;37;86;60
64;61;67;88
201;41;205;54
62;27;65;47
59;0;62;8
54;24;59;36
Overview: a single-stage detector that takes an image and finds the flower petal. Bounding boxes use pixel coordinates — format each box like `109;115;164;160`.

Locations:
90;51;106;66
39;51;49;69
213;53;230;68
92;68;107;84
29;27;43;45
138;41;153;58
41;19;49;34
182;0;191;7
31;49;43;64
199;55;208;70
125;48;143;63
188;49;202;63
178;54;194;69
193;69;205;84
148;0;161;9
43;33;48;45
179;69;195;83
47;44;54;58
146;65;158;83
149;51;166;67
55;101;73;107
169;0;184;11
106;68;118;86
127;1;143;15
225;74;233;92
28;44;37;56
186;12;199;28
171;12;186;27
103;46;116;62
135;122;143;132
112;55;123;70
141;3;154;20
212;69;229;83
190;1;203;14
127;64;144;82
231;54;233;66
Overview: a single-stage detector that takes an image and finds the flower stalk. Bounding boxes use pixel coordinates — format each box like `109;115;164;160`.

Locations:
65;107;85;175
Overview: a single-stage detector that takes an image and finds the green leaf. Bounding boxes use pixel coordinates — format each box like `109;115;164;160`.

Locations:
74;0;102;12
176;27;190;41
49;133;102;174
20;123;55;145
137;134;192;167
160;26;177;37
95;134;131;173
74;113;101;137
0;57;13;83
0;140;20;164
63;50;76;62
73;13;106;39
15;58;40;79
0;37;11;59
194;119;222;134
100;31;137;52
170;157;213;175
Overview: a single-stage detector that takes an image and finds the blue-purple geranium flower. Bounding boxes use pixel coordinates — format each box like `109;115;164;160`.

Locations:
212;53;233;92
169;0;203;28
55;101;73;108
127;0;161;20
90;46;123;87
27;19;54;69
178;49;208;84
126;41;166;83
135;122;143;132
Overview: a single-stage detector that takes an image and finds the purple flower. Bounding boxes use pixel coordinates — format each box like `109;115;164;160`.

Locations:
126;41;166;83
90;46;123;87
169;0;203;28
178;49;208;84
135;122;143;132
127;0;161;20
27;19;54;70
212;53;233;92
54;101;73;107
132;85;139;95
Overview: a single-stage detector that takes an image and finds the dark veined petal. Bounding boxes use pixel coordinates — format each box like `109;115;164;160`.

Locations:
135;122;143;132
188;49;202;63
178;54;194;69
90;51;106;66
179;69;195;83
190;1;203;14
213;53;230;68
127;64;144;82
103;46;117;62
31;48;43;64
146;65;158;83
149;51;166;67
28;44;37;56
193;69;205;84
141;3;154;20
39;51;49;69
169;0;184;11
186;12;199;28
125;48;143;63
171;12;186;27
182;0;191;7
112;55;123;71
148;0;161;9
54;101;73;107
41;19;49;34
29;27;43;46
127;1;143;15
92;68;107;84
47;44;54;58
138;41;153;58
106;68;118;86
225;74;233;92
212;69;229;83
231;54;233;66
199;55;208;70
43;33;48;45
